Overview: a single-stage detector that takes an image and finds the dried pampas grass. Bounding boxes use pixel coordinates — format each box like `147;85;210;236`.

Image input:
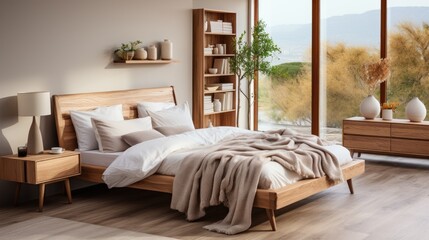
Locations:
360;58;390;95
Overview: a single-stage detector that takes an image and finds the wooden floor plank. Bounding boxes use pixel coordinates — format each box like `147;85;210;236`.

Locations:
1;161;429;239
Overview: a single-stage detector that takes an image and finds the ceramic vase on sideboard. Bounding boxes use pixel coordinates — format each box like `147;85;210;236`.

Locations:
406;97;427;122
360;95;380;119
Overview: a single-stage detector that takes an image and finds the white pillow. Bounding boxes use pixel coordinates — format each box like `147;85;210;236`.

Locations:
137;101;175;118
70;104;124;151
147;102;195;129
91;117;152;152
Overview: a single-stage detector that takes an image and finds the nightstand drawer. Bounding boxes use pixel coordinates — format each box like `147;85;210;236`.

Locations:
26;155;80;184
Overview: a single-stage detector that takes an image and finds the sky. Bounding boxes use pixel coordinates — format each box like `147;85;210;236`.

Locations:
260;0;429;26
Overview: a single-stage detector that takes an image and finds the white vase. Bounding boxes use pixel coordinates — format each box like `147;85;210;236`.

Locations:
406;97;427;122
148;45;157;60
161;39;173;60
134;48;147;60
213;99;221;112
382;109;393;121
360;95;380;119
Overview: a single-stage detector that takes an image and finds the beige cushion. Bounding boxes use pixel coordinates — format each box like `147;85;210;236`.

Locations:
154;125;194;136
91;117;152;152
70;104;124;151
122;130;165;146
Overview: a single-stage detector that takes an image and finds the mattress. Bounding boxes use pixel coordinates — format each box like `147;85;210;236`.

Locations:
79;144;352;189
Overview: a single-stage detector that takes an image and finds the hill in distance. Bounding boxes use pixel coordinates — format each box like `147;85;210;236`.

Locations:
268;7;429;62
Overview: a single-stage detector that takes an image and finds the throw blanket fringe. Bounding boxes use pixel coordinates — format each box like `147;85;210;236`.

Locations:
171;129;343;234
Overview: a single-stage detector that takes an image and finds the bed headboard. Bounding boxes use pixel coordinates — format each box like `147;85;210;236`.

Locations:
53;86;177;151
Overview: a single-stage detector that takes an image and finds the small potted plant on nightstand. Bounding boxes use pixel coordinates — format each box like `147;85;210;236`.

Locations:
114;40;142;61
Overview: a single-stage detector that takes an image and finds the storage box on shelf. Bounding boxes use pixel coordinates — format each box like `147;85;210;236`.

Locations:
193;8;237;128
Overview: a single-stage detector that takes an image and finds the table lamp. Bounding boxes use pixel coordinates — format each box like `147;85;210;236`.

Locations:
17;91;51;154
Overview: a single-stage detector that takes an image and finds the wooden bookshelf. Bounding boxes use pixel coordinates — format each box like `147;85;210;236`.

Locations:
193;8;237;128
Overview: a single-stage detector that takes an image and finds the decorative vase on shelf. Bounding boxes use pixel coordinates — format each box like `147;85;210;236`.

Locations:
382;109;393;121
148;45;157;60
406;97;427;122
134;48;147;60
213;99;221;112
161;39;173;60
360;95;380;119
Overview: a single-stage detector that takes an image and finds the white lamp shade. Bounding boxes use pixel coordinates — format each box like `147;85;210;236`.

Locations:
18;91;51;116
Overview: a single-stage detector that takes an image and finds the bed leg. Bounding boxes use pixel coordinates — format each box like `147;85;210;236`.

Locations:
265;209;277;231
347;179;354;194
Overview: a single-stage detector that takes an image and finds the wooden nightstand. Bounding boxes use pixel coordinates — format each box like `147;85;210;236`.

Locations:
0;150;81;211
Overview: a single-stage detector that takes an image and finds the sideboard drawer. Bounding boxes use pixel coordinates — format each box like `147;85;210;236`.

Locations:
391;124;429;140
391;138;429;156
343;135;390;152
343;121;390;137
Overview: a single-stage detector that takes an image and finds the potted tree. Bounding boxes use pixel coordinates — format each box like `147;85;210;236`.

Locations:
115;40;142;61
230;20;280;129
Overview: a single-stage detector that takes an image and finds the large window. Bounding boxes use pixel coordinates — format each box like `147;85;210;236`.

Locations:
258;0;312;134
255;0;429;139
387;1;429;120
320;0;380;142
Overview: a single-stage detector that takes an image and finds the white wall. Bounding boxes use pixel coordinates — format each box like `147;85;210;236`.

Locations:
0;0;248;206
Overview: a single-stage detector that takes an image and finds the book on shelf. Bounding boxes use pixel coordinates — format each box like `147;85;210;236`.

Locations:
204;96;213;114
219;83;233;90
209;20;223;33
222;22;233;34
213;58;231;74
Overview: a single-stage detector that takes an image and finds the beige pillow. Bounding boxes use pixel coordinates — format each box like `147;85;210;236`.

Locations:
70;104;124;151
154;125;194;136
122;130;165;146
91;117;152;152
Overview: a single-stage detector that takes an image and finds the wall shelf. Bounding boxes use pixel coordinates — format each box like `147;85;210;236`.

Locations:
114;60;175;64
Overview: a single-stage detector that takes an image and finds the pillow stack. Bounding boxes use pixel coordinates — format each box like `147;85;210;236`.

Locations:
69;101;195;153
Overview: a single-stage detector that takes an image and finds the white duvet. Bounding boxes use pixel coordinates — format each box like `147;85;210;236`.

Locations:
102;127;352;189
102;127;252;188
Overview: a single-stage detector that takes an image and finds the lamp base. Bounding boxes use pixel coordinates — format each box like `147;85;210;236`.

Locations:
27;116;44;154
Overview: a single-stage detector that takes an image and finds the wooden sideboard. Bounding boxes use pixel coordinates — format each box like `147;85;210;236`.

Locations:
343;117;429;157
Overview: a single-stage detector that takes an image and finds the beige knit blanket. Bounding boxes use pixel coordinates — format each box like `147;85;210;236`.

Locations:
170;129;343;234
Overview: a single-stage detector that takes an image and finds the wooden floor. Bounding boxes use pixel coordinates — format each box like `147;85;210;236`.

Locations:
1;158;429;240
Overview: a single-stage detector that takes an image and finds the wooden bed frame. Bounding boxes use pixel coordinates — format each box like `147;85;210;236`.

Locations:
53;86;365;231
